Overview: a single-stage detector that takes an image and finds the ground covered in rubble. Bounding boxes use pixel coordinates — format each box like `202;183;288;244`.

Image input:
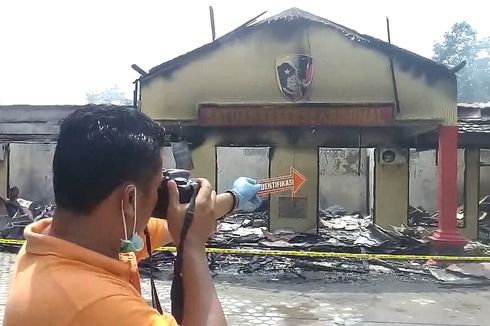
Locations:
142;250;490;287
1;248;489;325
140;210;490;296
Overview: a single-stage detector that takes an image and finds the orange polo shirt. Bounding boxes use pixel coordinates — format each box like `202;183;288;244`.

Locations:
3;218;177;326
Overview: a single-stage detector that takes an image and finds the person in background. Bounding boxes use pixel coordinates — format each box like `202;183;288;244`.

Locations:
4;105;261;326
0;186;22;218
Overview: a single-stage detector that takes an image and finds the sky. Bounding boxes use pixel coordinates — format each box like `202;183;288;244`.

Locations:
1;0;489;105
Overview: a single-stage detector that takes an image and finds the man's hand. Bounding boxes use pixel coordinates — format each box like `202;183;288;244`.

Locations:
166;178;217;248
230;177;262;212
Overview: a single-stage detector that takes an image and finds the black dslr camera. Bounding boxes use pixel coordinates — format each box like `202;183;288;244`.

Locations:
152;169;198;218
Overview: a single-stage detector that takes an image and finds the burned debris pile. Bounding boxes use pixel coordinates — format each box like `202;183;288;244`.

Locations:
1;197;489;284
406;195;490;241
141;250;436;282
207;208;430;255
139;207;490;282
142;246;490;286
318;213;429;254
429;262;490;286
0;202;55;240
142;207;490;284
479;196;490;242
408;205;465;228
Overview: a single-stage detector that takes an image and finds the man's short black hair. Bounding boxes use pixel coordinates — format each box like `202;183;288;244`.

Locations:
53;105;165;214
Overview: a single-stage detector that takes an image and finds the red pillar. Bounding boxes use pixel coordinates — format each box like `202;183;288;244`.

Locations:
430;125;467;251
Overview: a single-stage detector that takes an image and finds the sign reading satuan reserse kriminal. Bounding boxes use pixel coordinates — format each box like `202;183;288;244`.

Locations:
198;103;394;127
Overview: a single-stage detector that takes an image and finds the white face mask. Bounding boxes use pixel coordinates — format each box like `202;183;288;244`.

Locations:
120;185;144;253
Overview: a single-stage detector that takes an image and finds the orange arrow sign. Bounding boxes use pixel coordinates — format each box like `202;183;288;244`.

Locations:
257;167;307;196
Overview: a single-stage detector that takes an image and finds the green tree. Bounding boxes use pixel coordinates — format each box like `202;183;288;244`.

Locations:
86;85;133;106
433;22;490;102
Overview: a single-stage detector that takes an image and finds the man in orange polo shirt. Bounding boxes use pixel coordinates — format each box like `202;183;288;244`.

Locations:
4;105;262;325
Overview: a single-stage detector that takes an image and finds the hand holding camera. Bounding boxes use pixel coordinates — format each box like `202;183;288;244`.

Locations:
152;169;262;247
152;169;263;218
166;178;217;248
152;169;197;219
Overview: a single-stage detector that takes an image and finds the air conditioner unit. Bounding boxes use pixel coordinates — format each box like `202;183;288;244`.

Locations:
0;144;7;161
378;148;407;165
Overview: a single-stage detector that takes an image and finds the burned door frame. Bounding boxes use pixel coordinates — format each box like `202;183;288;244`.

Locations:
478;149;490;241
317;145;373;214
407;148;468;229
215;145;272;228
316;144;376;229
8;142;57;205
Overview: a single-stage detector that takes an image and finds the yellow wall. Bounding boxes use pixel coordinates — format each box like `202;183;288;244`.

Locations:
374;149;409;228
189;136;218;188
269;144;318;233
141;24;456;124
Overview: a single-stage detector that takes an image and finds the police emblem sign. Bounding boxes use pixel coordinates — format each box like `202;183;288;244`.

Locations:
276;55;313;102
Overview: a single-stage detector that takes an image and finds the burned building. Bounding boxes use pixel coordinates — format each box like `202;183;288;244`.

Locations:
136;7;474;248
1;9;488;247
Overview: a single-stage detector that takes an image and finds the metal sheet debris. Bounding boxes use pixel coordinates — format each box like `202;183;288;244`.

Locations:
446;263;490;279
428;268;490;286
408;205;465;228
465;241;490;256
479;196;490;243
210;210;432;254
2;198;490;286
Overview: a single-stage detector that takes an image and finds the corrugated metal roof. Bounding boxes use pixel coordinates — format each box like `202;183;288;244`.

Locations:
458;102;490;109
457;103;490;134
459;119;490;134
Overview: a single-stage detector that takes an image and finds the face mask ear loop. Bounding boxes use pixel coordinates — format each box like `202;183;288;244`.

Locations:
121;199;129;241
132;187;138;235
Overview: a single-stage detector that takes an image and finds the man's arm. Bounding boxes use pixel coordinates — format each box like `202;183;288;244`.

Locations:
142;192;233;252
214;193;235;220
182;245;226;326
166;179;226;326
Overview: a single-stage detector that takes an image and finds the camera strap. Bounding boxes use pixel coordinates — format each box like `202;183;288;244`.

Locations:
145;186;199;324
170;186;198;324
144;227;163;314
